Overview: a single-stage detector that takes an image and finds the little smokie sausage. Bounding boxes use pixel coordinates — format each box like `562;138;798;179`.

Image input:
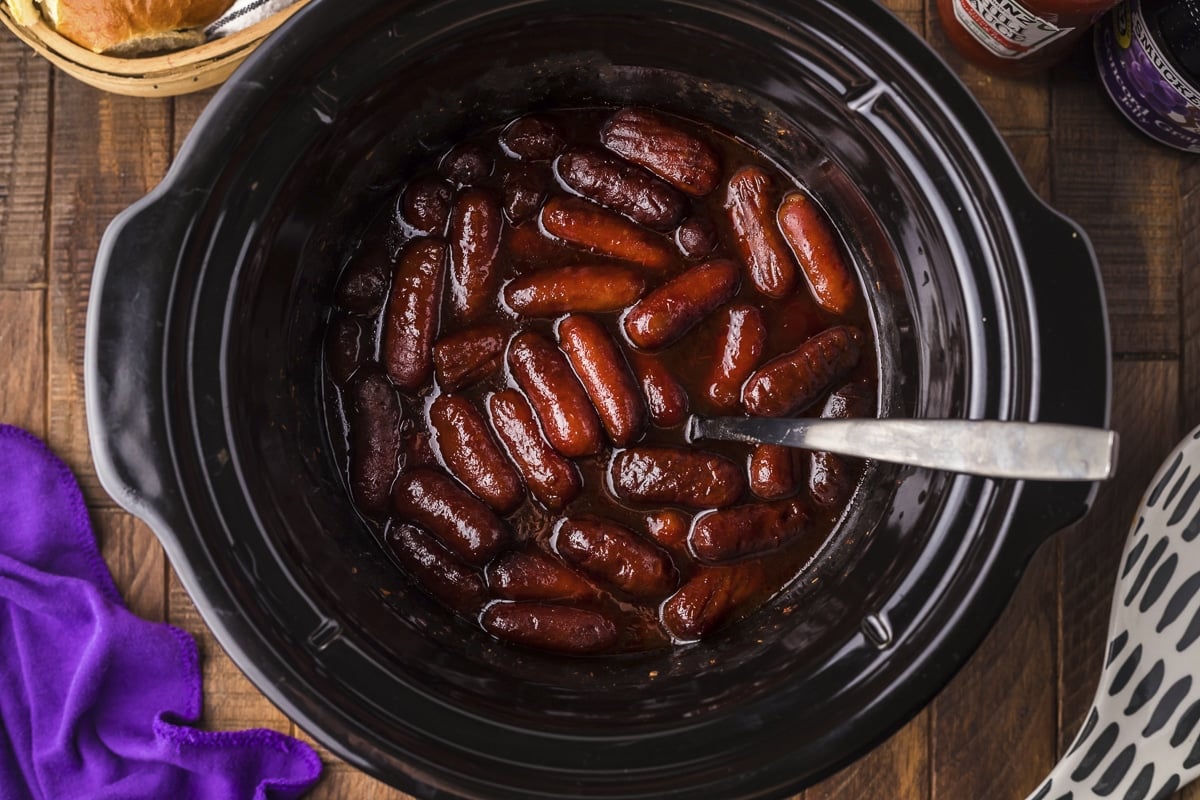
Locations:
439;142;492;185
627;351;689;428
506;332;603;458
675;215;719;260
499;115;565;161
704;303;767;413
502;166;547;224
742;325;865;418
392;468;509;565
749;444;798;500
482;602;618;654
449;188;502;322
429;395;524;514
325;314;365;387
777;191;858;315
387;524;487;615
610;446;745;509
556;147;685;230
810;380;875;508
725;166;797;299
503;265;646;317
540;196;675;272
689;499;812;563
601;108;721;197
644;509;691;558
382;239;446;391
335;235;393;316
347;371;403;516
623;259;740;350
660;560;771;640
555;517;676;600
400;175;453;236
432;324;507;392
487;549;597;602
487;389;582;511
557;315;646;447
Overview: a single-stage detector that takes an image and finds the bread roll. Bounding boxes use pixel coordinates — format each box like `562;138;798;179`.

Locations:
9;0;237;55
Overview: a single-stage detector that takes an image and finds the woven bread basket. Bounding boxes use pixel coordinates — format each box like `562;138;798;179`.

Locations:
0;0;311;97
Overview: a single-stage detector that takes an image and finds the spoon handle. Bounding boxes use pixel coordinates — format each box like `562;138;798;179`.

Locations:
687;418;1118;482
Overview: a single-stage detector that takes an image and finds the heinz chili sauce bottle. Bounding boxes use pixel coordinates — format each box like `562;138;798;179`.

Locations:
937;0;1123;73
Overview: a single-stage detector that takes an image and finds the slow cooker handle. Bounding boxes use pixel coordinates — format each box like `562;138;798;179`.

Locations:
86;193;191;536
1012;201;1112;548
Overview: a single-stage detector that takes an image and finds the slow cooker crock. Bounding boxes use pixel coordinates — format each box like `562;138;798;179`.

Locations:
85;1;1111;798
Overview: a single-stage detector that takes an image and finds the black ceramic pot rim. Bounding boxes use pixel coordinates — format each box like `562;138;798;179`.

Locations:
86;1;1112;798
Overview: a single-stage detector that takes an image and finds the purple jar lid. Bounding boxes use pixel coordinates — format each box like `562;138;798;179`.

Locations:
1096;0;1200;153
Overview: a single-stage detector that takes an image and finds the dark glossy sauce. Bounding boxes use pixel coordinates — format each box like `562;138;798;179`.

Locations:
325;108;877;654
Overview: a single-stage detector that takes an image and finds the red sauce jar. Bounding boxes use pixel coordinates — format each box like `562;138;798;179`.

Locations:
937;0;1122;73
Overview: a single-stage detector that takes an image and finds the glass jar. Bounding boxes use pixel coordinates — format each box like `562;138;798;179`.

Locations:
937;0;1123;73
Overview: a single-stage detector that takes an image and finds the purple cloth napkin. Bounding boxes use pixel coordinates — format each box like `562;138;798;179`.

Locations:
0;424;323;800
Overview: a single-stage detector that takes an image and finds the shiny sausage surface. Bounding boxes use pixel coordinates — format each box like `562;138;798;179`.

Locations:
742;325;865;418
488;389;582;511
623;260;740;350
558;315;647;446
507;332;604;458
778;191;858;314
610;446;745;509
382;239;446;391
540;196;675;271
601;108;721;197
429;394;524;514
725;166;797;299
392;468;509;565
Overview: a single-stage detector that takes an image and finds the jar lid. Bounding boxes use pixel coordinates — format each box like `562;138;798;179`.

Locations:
1152;0;1200;81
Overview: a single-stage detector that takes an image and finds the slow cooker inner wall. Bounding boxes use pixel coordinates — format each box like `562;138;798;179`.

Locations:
204;4;1004;730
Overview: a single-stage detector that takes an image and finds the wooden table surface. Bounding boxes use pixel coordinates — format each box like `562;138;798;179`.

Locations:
1;1;1196;798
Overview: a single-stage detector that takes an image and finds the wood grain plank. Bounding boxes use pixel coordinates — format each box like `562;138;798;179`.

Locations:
806;711;929;800
0;289;44;437
167;567;293;732
46;82;173;508
1182;158;1200;426
931;549;1056;800
1058;361;1180;751
0;35;50;286
94;508;165;623
1051;49;1182;358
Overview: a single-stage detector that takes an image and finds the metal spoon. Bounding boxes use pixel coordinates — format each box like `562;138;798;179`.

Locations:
1023;425;1200;800
686;417;1119;482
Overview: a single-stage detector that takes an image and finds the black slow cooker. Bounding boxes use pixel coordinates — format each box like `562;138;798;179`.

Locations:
86;1;1110;797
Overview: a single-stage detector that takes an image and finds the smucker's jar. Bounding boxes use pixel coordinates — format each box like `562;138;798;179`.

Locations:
937;0;1122;73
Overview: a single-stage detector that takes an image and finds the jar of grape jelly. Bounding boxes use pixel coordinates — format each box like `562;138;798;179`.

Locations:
1096;0;1200;152
937;0;1122;73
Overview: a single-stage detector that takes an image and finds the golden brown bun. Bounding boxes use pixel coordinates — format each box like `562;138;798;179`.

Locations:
38;0;237;55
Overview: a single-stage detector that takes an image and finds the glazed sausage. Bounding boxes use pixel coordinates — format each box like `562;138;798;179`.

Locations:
382;239;446;391
778;192;857;314
439;142;492;185
488;389;582;511
432;324;507;391
507;332;603;458
555;517;677;600
487;549;596;602
749;445;798;500
556;147;686;230
392;468;509;565
499;115;565;161
335;235;393;316
704;303;767;412
623;260;740;350
725;166;797;299
325;314;365;386
644;509;691;557
388;524;487;615
400;427;438;471
601;108;721;197
675;215;719;260
540;196;675;272
400;175;453;236
660;560;771;640
429;395;524;514
810;380;875;508
482;602;618;654
627;351;689;428
690;499;812;563
502;167;547;224
557;315;647;447
742;325;865;418
347;371;403;516
449;188;502;322
506;222;569;263
503;265;646;317
610;446;745;509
